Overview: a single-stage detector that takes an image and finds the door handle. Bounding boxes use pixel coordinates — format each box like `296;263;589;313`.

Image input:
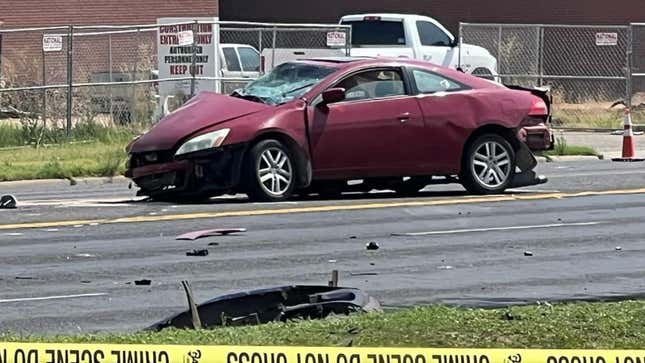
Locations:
397;112;411;123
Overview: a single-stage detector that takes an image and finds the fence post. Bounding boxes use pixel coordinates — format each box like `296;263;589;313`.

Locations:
497;25;503;81
627;24;634;110
42;35;47;127
190;20;198;98
538;26;544;87
345;26;352;57
458;22;463;70
271;26;277;70
66;25;74;136
108;33;113;123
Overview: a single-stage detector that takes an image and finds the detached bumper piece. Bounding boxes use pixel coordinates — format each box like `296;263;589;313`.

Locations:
146;285;381;331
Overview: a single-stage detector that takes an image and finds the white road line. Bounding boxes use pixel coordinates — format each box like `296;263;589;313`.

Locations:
392;221;602;236
0;292;108;304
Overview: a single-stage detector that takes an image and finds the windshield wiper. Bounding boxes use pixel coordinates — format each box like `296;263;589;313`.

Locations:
281;82;316;97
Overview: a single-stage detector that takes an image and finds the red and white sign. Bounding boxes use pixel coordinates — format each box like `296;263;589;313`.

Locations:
42;35;63;52
177;30;194;46
326;31;347;48
595;32;618;46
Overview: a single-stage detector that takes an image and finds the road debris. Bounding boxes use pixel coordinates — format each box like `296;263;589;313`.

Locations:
350;272;378;276
74;253;96;258
616;246;623;251
524;251;534;256
207;242;220;246
147;285;381;331
186;249;209;257
437;265;454;270
134;279;152;286
349;236;357;239
176;228;247;240
328;259;337;263
366;242;380;251
0;195;17;209
15;276;35;280
81;280;92;284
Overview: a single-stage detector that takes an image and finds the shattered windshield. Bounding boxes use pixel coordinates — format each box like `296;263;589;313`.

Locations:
232;62;336;105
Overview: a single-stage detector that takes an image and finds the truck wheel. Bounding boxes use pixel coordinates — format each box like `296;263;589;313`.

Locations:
460;134;515;195
243;139;296;202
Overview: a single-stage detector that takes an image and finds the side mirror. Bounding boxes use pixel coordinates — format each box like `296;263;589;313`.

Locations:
321;88;346;105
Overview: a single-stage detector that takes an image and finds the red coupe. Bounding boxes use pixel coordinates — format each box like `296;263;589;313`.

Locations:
126;57;553;202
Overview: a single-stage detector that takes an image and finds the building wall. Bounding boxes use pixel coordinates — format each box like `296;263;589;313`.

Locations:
220;0;644;34
0;1;219;86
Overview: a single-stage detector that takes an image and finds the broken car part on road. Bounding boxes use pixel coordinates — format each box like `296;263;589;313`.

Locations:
147;285;380;331
0;195;17;209
176;228;247;240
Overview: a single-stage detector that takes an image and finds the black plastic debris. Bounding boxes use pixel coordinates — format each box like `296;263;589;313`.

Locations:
0;195;17;209
524;251;534;256
366;242;379;251
616;246;623;251
176;228;247;241
186;249;209;257
208;242;220;246
134;279;152;286
146;285;381;331
349;236;357;239
15;276;34;280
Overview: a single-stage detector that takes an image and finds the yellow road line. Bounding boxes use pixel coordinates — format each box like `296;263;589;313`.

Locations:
3;187;645;231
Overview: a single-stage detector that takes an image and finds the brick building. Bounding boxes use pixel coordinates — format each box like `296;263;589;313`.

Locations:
220;0;644;34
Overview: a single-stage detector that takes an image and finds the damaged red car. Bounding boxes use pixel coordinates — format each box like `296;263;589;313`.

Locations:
125;57;553;202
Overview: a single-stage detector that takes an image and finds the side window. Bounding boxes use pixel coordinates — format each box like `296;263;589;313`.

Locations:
222;47;241;71
238;47;260;72
416;21;452;46
412;69;463;93
336;69;406;101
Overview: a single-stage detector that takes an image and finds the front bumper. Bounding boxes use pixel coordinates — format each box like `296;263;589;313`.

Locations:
125;144;246;197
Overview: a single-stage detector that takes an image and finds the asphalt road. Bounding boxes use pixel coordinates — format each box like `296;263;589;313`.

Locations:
1;159;645;335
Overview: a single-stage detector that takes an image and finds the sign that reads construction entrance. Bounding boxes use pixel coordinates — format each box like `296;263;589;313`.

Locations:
157;17;221;99
595;32;618;46
42;35;63;52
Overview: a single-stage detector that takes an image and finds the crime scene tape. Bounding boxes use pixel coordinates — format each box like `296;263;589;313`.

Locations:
0;344;643;363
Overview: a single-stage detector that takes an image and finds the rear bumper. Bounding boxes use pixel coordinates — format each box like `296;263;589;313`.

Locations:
125;144;246;197
523;125;554;151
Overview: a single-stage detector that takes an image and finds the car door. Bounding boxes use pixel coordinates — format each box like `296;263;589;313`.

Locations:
308;67;426;179
410;67;471;171
416;20;456;67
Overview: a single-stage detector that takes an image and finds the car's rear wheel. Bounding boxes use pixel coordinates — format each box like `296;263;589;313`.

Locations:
243;139;296;202
460;134;515;195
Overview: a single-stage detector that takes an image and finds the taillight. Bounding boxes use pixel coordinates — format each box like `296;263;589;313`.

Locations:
528;97;548;116
363;16;382;21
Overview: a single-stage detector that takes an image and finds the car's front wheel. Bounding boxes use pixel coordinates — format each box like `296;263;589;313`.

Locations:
243;139;296;202
460;134;515;194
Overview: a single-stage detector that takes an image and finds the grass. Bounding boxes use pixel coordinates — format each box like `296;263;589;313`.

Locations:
544;136;600;157
0;140;130;181
2;301;645;348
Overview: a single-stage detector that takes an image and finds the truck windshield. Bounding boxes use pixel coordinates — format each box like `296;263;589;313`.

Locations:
233;62;336;105
341;20;406;46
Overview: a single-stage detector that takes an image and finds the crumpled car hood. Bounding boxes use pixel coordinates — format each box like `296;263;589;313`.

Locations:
131;92;271;152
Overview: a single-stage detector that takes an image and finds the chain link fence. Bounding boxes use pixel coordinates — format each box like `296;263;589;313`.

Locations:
460;23;632;129
0;20;351;139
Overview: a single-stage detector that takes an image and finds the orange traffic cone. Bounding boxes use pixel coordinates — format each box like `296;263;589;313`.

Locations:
612;108;644;162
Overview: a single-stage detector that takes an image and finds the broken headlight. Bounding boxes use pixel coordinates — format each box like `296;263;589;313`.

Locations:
175;128;230;156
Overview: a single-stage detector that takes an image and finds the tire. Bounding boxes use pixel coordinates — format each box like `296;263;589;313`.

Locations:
393;177;430;196
460;134;515;195
243;139;296;202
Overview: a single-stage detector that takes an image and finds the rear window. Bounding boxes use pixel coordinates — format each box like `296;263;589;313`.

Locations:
341;20;406;46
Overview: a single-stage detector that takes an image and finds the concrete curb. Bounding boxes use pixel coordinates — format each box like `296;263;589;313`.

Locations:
0;175;128;187
537;155;605;163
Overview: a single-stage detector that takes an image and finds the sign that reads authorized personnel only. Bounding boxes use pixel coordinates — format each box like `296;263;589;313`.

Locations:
157;17;221;99
42;35;63;52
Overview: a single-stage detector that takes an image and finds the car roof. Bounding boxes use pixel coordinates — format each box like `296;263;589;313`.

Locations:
293;57;502;89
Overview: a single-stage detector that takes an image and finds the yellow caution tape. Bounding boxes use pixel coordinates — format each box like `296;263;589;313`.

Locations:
0;344;643;363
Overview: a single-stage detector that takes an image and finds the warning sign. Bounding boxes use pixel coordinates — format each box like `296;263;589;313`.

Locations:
177;30;195;46
326;31;347;48
157;17;221;98
42;35;63;52
595;32;618;46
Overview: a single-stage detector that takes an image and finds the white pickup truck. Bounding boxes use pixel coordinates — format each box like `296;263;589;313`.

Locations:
339;14;498;79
